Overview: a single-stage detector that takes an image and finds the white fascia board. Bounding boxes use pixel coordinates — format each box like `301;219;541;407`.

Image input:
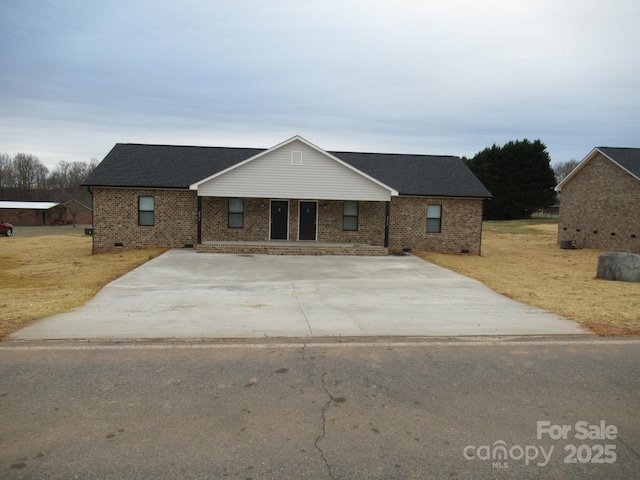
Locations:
189;135;399;196
0;201;59;210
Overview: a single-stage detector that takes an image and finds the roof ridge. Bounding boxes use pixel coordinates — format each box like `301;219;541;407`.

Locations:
113;143;457;158
598;146;640;151
330;150;460;158
118;143;266;151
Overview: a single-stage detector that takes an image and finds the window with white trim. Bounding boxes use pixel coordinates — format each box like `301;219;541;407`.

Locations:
427;204;442;233
228;198;244;228
343;201;358;231
138;196;155;226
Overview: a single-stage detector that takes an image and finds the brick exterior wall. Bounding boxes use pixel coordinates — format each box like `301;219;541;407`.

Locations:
388;196;484;255
92;188;484;255
91;187;198;253
558;153;640;253
202;197;269;242
318;200;386;245
0;208;49;226
201;198;387;245
69;206;92;225
49;203;93;225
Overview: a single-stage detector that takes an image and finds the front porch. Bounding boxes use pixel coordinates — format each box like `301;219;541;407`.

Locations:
196;241;388;256
198;197;390;252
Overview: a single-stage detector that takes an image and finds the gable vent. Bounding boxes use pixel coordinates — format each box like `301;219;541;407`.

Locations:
291;151;302;165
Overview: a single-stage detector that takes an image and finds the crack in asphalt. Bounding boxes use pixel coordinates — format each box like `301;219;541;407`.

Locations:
302;343;337;480
618;435;640;461
315;370;336;480
293;282;314;337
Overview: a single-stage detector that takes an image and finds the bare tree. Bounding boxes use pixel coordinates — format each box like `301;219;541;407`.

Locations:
1;153;97;202
48;160;71;190
64;200;84;227
12;153;48;193
49;158;99;190
553;159;580;184
35;163;48;189
68;161;89;187
86;158;99;178
0;153;13;195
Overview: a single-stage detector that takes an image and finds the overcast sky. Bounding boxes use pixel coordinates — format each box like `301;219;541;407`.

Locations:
1;0;639;170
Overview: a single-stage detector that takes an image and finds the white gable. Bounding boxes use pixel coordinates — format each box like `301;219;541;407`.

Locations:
191;136;396;201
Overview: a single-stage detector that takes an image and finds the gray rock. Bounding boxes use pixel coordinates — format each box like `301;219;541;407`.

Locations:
596;252;640;282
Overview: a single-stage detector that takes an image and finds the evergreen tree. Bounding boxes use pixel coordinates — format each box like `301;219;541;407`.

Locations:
467;139;557;220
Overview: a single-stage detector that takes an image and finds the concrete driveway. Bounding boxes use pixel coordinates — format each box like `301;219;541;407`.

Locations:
12;250;587;340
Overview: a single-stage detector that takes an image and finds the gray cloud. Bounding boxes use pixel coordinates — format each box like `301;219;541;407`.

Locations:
1;0;639;169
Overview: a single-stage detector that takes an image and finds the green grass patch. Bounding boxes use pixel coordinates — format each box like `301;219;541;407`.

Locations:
12;225;92;236
483;219;558;235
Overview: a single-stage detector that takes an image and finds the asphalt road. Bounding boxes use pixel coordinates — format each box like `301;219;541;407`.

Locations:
1;337;639;479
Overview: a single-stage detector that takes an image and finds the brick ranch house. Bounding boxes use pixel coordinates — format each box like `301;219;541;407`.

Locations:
85;136;492;255
556;147;640;253
0;200;92;226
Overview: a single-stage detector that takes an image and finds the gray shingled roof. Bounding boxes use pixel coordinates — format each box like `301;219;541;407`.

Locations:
332;151;491;197
85;143;492;198
598;147;640;179
85;144;264;189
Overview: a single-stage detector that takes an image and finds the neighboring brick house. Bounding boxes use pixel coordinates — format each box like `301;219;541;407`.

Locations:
556;147;640;253
0;200;93;226
85;136;491;255
50;200;93;226
0;201;58;226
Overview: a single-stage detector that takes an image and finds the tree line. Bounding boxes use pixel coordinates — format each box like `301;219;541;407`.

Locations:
0;153;97;206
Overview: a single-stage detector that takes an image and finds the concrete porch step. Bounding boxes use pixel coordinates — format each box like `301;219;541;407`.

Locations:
196;241;388;256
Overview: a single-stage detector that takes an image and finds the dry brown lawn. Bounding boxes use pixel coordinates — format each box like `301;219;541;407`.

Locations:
0;233;166;339
416;220;640;336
